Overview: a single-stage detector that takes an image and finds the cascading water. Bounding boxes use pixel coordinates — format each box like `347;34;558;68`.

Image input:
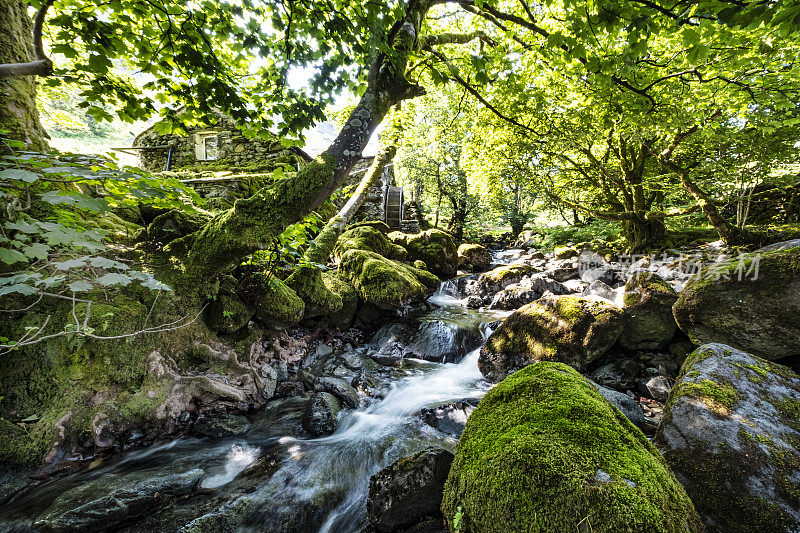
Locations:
0;283;504;533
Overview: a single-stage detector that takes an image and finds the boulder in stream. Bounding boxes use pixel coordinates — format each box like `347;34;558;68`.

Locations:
302;392;341;437
389;229;458;278
619;272;679;350
367;447;453;532
457;243;491;272
35;468;204;532
339;250;440;310
479;295;623;381
442;362;703;533
655;343;800;532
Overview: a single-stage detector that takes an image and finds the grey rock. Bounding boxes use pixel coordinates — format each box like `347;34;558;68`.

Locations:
582;280;618;303
302;392;341;437
593;383;648;431
35;469;203;532
655;343;800;532
315;376;360;409
367;448;454;532
644;375;671;402
419;399;478;437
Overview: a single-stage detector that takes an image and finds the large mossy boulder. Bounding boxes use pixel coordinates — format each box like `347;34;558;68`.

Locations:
654;343;800;532
284;265;343;319
334;225;407;262
479;295;623;382
339;250;440;310
619;272;679;350
367;447;453;532
673;246;800;360
319;270;358;327
457;243;491;272
389;229;458;278
442;362;704;533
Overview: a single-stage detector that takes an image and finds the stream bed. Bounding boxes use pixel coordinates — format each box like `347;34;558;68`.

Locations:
0;286;506;532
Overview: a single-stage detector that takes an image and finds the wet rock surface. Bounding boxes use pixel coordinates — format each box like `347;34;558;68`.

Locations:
35;469;204;532
367;448;453;532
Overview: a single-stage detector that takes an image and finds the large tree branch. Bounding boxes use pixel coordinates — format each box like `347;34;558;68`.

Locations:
0;0;55;79
427;49;540;134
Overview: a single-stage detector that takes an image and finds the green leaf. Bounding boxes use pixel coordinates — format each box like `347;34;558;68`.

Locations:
96;273;133;286
53;257;89;270
23;243;50;260
0;248;28;265
0;283;38;296
5;220;39;233
0;168;40;183
68;280;94;292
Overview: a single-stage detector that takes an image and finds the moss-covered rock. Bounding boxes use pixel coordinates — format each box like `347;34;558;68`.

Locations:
553;245;580;259
479;295;623;382
457;243;491;272
619;272;679;350
284;265;343;318
442;362;704;533
320;270;358;327
204;292;252;334
654;343;800;532
389;229;458;278
339;250;440;310
474;263;536;295
673;246;800;360
246;274;305;326
334;225;407;262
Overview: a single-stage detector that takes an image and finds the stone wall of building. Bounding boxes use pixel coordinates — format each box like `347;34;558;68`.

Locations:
133;114;308;172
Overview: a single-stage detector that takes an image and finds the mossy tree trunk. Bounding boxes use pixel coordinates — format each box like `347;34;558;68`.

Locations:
0;0;49;151
622;212;666;253
183;4;444;279
304;144;397;265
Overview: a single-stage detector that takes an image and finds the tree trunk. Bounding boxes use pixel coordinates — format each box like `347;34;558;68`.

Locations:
510;219;525;238
622;212;666;253
679;171;758;245
303;144;397;265
183;6;430;280
0;0;49;151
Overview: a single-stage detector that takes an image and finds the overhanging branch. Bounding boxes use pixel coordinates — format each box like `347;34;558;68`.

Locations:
0;0;55;79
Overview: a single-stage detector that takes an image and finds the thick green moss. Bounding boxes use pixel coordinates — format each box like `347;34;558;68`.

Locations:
334;225;407;261
284;264;343;318
442;362;704;533
245;273;305;326
0;288;207;465
479;295;623;380
338;249;440;310
390;229;458;278
185;154;339;280
320;270;359;327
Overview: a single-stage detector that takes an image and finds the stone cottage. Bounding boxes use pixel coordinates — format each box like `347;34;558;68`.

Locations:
132;111;309;172
131;111;406;228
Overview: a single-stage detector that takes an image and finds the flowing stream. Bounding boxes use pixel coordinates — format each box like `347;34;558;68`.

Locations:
0;283;505;532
